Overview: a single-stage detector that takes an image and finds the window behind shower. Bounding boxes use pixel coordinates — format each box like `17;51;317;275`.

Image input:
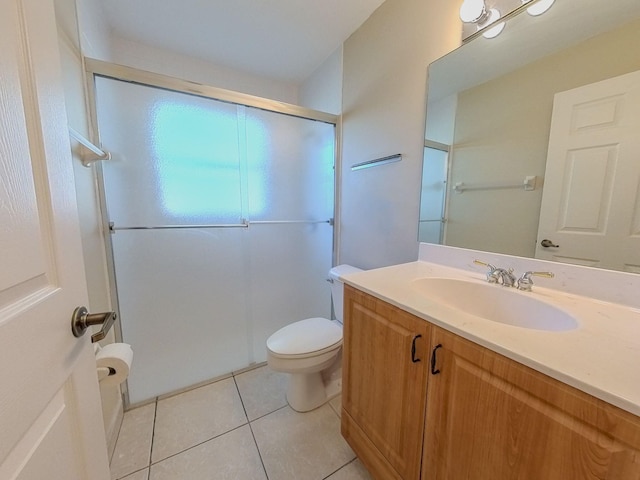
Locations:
94;77;335;404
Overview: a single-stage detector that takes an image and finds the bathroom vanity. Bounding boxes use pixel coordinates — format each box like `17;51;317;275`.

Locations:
340;248;640;479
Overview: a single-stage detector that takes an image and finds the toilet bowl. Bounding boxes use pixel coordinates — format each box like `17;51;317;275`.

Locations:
266;264;362;412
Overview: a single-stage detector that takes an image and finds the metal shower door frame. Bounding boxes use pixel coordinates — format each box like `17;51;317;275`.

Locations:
83;58;341;406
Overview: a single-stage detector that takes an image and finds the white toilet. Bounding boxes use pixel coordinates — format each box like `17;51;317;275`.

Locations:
266;264;362;412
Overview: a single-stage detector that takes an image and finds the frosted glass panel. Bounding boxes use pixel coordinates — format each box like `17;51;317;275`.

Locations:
247;223;333;363
112;229;249;404
245;108;335;221
96;77;243;226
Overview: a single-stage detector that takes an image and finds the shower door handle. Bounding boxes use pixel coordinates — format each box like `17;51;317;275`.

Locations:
71;306;117;343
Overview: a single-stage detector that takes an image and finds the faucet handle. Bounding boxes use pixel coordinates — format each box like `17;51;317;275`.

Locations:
474;259;499;283
517;271;554;291
473;259;493;268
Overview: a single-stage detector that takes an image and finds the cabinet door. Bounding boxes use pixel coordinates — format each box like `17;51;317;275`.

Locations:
342;286;430;480
423;326;640;479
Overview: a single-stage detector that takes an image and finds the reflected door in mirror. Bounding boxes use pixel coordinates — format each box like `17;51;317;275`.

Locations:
536;70;640;273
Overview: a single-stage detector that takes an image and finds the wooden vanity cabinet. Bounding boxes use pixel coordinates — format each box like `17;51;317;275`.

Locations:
423;326;640;480
341;285;431;480
341;286;640;480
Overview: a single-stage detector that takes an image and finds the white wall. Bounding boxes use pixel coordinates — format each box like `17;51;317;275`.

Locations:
76;0;111;59
299;47;343;115
109;37;300;105
339;0;460;269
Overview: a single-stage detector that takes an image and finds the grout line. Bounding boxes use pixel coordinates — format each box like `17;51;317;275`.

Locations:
232;373;250;421
321;458;361;480
114;466;149;480
250;403;289;423
247;420;270;480
148;399;158;469
148;423;249;466
322;465;343;480
232;367;289;422
328;398;342;419
115;467;149;480
233;372;270;479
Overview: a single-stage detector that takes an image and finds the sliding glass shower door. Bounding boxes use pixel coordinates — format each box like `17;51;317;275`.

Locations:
94;77;335;404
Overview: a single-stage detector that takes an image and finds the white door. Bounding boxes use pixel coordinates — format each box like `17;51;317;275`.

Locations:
0;0;110;478
535;70;640;273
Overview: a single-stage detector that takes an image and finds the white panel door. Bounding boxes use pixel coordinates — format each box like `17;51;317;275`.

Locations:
0;0;110;478
536;70;640;272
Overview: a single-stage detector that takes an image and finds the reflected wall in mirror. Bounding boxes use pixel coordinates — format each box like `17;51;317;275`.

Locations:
420;0;640;273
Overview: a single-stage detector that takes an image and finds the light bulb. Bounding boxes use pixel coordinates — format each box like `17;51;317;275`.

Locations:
459;0;488;23
479;8;505;39
525;0;555;16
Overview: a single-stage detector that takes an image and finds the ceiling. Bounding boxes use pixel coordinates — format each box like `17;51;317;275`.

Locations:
101;0;387;84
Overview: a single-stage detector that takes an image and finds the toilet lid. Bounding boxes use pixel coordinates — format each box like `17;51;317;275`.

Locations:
266;317;342;356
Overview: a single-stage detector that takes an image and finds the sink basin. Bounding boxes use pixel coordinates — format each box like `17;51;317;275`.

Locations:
411;277;578;331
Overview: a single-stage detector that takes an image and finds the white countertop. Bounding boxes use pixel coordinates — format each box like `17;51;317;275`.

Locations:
342;260;640;416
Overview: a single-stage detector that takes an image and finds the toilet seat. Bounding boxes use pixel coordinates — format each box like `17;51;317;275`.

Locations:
266;317;342;358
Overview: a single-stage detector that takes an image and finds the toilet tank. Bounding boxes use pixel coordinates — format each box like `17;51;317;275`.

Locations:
328;264;363;323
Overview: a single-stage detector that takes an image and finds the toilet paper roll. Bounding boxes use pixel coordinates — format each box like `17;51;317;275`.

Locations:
96;343;133;387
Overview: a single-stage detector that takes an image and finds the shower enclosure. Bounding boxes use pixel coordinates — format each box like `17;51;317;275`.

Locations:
91;67;336;404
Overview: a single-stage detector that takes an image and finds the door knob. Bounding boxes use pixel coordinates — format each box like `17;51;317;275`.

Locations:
540;239;559;248
71;306;117;343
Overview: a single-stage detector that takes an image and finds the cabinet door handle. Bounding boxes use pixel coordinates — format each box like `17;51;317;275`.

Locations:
431;344;442;375
411;334;422;363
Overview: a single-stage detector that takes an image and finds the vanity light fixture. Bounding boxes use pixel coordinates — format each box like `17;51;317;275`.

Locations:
479;8;505;38
522;0;555;16
459;0;489;23
459;0;505;39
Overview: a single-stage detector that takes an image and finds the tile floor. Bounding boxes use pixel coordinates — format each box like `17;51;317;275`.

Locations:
109;366;372;480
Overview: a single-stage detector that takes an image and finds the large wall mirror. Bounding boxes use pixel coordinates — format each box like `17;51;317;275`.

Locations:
420;0;640;273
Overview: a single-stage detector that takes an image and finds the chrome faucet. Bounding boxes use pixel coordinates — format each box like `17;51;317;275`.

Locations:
494;268;517;287
475;260;554;291
516;271;555;291
473;260;516;287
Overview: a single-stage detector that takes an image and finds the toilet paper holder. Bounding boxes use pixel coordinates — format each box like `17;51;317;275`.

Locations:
71;306;117;343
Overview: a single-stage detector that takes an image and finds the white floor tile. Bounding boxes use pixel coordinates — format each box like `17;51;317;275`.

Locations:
119;469;149;480
149;425;267;480
110;403;155;480
251;404;355;480
329;394;342;418
326;459;372;480
152;377;247;463
235;366;288;420
112;372;359;480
